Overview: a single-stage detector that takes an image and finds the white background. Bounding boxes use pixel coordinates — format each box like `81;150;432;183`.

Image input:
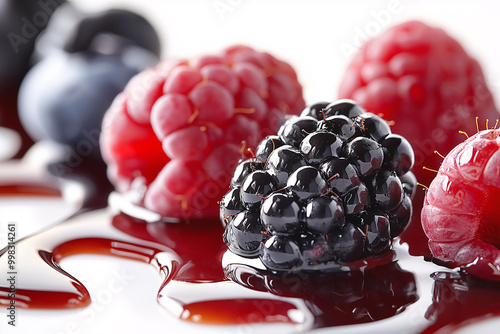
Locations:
3;1;500;333
73;0;500;105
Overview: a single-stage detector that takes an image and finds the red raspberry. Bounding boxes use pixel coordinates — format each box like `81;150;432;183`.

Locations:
422;128;500;281
100;46;305;219
338;20;500;256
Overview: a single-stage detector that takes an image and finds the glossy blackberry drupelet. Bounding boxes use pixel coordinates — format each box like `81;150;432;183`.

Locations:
221;100;416;271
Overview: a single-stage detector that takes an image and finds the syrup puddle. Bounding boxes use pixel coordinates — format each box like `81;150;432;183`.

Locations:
0;187;499;332
0;191;419;330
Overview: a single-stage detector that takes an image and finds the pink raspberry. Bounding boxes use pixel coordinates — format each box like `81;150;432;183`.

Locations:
100;45;305;219
338;20;500;256
422;128;500;281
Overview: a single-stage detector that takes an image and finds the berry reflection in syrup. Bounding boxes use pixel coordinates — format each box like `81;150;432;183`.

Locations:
224;256;418;329
0;194;419;330
423;271;500;333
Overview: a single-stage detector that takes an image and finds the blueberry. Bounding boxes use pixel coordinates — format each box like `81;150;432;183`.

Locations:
0;0;66;91
19;52;139;155
61;9;161;57
17;4;160;158
0;0;66;150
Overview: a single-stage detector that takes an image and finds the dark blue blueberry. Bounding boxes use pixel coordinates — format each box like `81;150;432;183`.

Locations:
18;4;160;158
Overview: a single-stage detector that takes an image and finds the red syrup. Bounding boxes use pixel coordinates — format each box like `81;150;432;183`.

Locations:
0;192;419;330
0;184;61;197
0;191;498;332
422;271;500;333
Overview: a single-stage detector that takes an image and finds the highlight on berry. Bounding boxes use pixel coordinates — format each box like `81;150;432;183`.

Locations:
220;99;417;272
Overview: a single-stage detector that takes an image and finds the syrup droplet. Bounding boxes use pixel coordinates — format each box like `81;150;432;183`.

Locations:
422;271;500;333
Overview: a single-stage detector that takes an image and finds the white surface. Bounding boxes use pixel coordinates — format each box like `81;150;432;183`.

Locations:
0;197;78;248
3;1;500;333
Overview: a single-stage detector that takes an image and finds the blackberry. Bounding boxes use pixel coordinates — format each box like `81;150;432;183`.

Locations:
230;158;266;187
255;135;285;161
220;100;416;272
317;115;359;141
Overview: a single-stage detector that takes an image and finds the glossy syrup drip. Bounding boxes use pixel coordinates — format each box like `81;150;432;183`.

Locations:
0;208;179;309
422;271;500;333
0;188;498;332
0;194;419;331
0;183;61;197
